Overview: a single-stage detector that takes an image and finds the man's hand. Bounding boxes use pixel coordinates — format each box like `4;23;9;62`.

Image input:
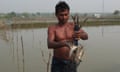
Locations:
73;29;88;40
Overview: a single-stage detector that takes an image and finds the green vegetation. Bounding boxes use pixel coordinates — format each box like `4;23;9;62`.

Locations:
11;22;51;29
0;11;120;29
10;20;120;29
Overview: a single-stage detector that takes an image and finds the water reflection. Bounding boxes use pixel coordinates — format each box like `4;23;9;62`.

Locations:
0;25;120;72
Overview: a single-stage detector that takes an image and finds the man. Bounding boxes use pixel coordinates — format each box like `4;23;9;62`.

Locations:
47;1;88;72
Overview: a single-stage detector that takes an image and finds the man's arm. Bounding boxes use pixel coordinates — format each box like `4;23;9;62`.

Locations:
73;29;88;40
79;29;88;40
47;26;68;49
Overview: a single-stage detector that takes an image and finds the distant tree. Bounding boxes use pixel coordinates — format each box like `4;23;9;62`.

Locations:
83;13;88;17
8;12;16;17
113;10;120;15
21;12;30;18
31;13;36;17
5;11;17;19
36;12;40;16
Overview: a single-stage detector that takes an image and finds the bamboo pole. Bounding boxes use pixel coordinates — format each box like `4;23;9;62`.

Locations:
21;35;25;72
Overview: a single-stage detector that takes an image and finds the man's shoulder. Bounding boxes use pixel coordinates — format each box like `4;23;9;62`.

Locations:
67;22;74;27
48;25;56;30
68;22;74;25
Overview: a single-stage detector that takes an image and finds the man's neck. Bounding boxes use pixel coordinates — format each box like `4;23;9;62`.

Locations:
58;22;68;26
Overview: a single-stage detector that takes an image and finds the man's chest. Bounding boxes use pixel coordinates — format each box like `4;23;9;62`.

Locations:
55;26;73;41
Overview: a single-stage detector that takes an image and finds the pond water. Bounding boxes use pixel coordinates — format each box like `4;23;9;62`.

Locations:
0;25;120;72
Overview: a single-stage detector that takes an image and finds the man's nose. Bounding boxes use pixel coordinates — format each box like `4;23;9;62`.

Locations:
63;15;66;19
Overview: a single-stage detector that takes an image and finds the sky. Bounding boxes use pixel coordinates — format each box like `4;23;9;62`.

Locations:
0;0;120;13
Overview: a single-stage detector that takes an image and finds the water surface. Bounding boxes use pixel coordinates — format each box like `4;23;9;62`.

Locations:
0;25;120;72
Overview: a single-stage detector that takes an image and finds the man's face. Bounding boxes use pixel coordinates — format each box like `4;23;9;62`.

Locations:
56;9;69;24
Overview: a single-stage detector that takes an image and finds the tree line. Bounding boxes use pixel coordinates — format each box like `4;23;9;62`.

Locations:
0;10;120;19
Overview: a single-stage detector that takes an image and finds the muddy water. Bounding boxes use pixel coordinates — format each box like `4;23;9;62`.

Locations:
0;25;120;72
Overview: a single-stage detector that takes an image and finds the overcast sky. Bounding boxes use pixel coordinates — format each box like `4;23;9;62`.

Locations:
0;0;120;13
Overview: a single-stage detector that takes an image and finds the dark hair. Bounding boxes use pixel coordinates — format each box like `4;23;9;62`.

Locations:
55;1;70;14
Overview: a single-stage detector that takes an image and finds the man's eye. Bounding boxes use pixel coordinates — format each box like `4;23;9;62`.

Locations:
60;14;63;16
65;14;68;16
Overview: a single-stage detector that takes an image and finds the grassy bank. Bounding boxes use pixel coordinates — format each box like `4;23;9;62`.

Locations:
10;20;120;29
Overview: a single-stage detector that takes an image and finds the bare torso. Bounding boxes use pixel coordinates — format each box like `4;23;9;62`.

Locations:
53;23;74;60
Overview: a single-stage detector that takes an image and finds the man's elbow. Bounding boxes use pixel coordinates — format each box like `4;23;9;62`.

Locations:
47;42;53;49
48;44;52;49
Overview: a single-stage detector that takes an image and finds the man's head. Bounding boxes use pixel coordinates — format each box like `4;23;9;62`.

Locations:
55;1;70;24
55;1;70;15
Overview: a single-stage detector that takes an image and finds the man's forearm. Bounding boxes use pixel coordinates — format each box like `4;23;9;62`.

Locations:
48;41;67;49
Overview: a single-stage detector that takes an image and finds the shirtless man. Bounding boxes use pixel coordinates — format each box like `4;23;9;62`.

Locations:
47;1;88;72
